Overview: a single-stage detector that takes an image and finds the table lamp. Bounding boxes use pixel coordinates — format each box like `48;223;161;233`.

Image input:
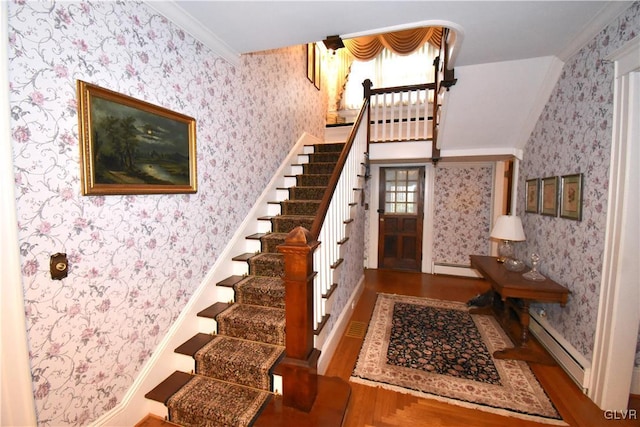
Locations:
490;215;526;269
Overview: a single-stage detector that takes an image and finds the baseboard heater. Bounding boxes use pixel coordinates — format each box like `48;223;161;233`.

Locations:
529;310;591;392
432;262;483;278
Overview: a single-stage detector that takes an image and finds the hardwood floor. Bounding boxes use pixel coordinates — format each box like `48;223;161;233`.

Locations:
326;269;639;427
139;269;639;427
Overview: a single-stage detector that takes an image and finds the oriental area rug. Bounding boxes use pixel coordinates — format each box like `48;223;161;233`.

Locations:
351;293;565;425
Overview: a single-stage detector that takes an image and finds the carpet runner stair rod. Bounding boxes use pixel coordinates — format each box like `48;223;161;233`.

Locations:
145;142;346;426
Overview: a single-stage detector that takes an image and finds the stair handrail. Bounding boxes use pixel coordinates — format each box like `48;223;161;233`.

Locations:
309;98;370;239
276;98;370;412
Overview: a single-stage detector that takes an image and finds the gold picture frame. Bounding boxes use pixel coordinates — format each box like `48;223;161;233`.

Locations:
314;43;321;90
560;173;583;220
525;178;539;213
540;176;558;216
77;80;197;195
307;43;315;83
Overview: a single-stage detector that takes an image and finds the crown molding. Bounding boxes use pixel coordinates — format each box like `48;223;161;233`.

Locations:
144;1;241;67
557;1;634;61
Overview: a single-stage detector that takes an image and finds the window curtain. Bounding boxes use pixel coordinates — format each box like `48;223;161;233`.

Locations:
343;27;442;61
340;42;438;110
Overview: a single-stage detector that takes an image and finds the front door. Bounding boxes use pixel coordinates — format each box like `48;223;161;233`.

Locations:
377;167;425;271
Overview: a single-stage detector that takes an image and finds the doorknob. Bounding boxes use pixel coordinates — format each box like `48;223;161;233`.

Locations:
377;209;384;214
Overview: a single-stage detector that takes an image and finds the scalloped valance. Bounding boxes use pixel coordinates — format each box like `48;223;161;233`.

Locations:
343;27;442;61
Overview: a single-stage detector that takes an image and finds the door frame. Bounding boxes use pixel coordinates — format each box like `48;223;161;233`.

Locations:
377;166;426;271
1;3;38;425
366;162;435;273
589;35;640;409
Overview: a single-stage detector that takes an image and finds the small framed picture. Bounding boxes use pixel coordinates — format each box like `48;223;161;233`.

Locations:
314;43;321;90
540;176;558;216
525;178;539;213
306;43;315;83
560;173;583;220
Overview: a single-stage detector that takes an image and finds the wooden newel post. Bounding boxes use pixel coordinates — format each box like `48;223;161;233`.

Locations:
277;226;321;412
362;78;373;101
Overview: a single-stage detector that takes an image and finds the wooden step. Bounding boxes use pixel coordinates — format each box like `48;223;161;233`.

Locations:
145;371;193;404
174;333;215;357
246;232;267;241
314;313;330;335
331;258;344;269
197;302;231;320
216;275;245;288
323;283;338;299
232;252;256;262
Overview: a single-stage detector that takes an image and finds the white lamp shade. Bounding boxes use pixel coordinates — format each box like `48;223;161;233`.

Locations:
490;215;526;241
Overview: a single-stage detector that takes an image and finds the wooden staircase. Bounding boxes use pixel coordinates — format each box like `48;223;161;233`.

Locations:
144;142;350;426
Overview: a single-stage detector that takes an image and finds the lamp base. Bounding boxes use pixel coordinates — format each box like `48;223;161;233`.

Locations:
497;240;514;263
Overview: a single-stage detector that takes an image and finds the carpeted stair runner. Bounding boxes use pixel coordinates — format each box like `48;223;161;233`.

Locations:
195;336;284;390
235;276;285;309
167;375;270;427
216;303;286;345
148;142;345;426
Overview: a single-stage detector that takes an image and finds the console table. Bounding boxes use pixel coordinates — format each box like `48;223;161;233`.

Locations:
469;255;570;365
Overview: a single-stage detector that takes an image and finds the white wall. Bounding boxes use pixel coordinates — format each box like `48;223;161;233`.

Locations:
439;56;563;155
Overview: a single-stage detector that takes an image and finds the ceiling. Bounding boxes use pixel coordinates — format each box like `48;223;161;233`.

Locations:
151;1;631;67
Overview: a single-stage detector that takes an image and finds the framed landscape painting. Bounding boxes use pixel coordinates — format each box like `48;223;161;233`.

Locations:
77;80;197;195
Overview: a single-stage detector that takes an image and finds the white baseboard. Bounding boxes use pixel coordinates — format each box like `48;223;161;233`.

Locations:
433;263;483;278
529;311;591;392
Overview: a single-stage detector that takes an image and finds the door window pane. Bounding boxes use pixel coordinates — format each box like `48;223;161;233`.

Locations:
384;168;421;215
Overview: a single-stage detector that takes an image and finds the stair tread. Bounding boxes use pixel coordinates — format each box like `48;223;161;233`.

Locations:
275;214;316;220
175;333;215;356
217;304;286;345
246;232;266;240
235;275;285;309
232;252;256;262
195;335;285;390
217;275;245;287
197;302;231;319
145;371;193;404
167;374;272;427
282;199;322;204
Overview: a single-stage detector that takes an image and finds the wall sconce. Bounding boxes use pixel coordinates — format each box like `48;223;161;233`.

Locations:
490;215;526;270
322;35;344;53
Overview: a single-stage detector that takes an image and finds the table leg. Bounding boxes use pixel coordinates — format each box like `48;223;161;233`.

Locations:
492;299;557;365
520;300;530;347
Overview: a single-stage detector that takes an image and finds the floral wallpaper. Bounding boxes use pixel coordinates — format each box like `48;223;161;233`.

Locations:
433;164;493;265
8;1;325;425
516;2;639;363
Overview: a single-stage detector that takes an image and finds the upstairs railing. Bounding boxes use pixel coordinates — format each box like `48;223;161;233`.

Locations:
363;27;457;163
365;81;436;143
